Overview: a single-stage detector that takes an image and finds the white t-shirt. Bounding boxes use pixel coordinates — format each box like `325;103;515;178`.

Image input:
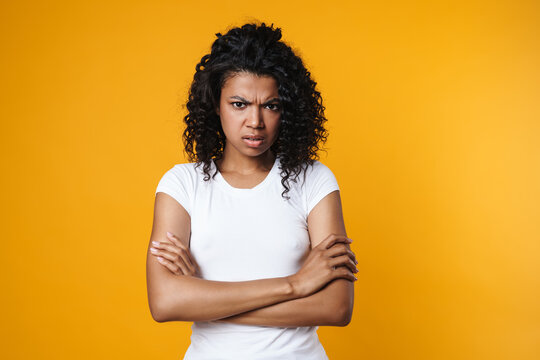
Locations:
155;155;340;360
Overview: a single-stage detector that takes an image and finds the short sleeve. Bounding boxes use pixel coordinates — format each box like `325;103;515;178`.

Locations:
155;164;193;217
305;161;340;216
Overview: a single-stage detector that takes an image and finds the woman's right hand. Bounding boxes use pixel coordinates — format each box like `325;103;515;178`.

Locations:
287;234;358;298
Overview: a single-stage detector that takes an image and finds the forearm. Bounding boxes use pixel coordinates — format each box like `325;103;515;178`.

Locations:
215;278;354;327
153;272;298;322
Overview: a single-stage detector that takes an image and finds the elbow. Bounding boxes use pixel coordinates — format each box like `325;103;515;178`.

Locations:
334;308;352;327
149;292;196;323
333;302;353;327
150;308;168;323
335;310;352;327
332;280;354;327
148;296;171;323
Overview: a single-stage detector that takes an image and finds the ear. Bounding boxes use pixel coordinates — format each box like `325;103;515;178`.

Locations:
215;106;220;116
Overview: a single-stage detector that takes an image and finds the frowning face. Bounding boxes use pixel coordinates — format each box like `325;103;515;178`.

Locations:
216;71;282;159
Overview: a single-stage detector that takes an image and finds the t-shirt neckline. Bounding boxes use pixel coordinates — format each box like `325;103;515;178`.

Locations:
212;156;280;195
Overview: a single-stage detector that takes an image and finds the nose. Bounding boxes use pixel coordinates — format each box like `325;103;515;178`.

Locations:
246;106;264;128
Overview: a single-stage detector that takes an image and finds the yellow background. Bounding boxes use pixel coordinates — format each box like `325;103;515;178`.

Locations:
1;0;539;359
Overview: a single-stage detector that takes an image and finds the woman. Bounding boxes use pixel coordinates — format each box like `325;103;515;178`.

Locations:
146;22;358;359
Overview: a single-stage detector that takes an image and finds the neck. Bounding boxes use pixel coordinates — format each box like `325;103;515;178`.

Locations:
216;148;276;175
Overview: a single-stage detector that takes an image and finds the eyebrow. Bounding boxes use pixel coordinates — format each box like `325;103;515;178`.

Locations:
228;96;281;105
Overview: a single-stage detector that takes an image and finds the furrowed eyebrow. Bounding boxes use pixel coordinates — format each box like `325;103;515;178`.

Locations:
229;96;281;105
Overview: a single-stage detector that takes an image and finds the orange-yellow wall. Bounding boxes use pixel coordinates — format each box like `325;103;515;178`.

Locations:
1;1;539;359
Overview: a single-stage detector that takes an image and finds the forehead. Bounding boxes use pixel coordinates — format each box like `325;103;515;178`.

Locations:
221;72;278;95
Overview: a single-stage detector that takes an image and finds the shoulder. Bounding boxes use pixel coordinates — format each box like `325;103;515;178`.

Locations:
306;159;334;174
158;162;201;183
168;161;199;175
298;159;340;216
303;160;339;186
155;162;201;217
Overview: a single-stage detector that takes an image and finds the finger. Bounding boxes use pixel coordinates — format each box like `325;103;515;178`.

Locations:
190;255;201;273
329;254;358;274
326;245;358;264
178;253;196;275
151;244;174;260
157;241;197;274
152;246;194;275
325;243;349;257
156;256;181;275
324;237;350;250
173;257;192;276
166;233;199;273
166;231;184;247
322;234;352;249
176;248;198;274
333;266;358;282
348;249;358;264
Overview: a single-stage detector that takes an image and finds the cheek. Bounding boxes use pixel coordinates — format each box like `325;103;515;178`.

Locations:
219;109;236;128
270;117;282;134
219;113;243;139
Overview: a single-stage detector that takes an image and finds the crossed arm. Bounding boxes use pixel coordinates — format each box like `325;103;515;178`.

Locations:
146;190;355;326
214;276;353;327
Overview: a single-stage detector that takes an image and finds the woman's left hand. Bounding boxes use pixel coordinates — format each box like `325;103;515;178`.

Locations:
150;232;200;277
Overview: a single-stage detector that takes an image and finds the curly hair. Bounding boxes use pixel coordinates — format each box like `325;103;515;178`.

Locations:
182;22;329;200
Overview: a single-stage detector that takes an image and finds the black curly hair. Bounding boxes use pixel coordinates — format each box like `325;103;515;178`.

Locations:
182;22;329;200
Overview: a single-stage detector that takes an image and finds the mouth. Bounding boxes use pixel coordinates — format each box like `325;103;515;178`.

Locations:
242;135;264;147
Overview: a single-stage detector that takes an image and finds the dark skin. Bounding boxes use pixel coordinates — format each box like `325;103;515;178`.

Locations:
146;72;357;326
150;191;357;327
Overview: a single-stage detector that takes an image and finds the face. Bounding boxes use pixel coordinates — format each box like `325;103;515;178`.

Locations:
216;72;282;159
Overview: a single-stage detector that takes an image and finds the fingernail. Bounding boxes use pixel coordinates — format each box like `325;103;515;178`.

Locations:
150;248;157;253
152;241;159;246
157;256;163;261
166;232;173;238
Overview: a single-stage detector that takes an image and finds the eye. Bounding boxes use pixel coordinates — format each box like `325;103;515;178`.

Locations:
231;102;245;109
265;104;281;111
